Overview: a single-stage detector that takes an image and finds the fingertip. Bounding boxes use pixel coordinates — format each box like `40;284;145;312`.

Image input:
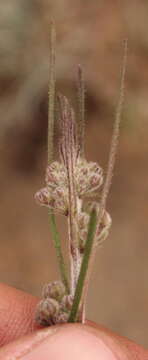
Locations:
0;324;119;360
0;284;147;359
0;323;142;360
0;283;40;345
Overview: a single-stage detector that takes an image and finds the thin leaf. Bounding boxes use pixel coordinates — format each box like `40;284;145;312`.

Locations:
68;209;97;322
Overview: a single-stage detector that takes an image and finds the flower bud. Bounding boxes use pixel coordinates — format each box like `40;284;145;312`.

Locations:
78;202;112;251
35;188;52;206
53;187;68;215
42;281;66;301
97;210;112;244
78;211;89;252
45;162;67;187
35;298;60;326
76;159;103;197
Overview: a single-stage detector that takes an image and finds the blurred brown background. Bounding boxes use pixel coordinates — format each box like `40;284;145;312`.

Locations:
0;0;148;347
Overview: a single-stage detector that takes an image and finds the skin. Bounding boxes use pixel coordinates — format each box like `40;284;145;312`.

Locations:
0;283;147;359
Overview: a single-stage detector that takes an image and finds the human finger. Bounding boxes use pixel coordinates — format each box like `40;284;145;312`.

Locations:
0;283;41;346
0;323;147;360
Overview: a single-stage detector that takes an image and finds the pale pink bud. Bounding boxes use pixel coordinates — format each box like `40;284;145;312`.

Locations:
76;159;103;197
42;281;66;301
53;187;68;215
35;188;53;206
35;298;60;326
45;161;67;187
96;210;112;243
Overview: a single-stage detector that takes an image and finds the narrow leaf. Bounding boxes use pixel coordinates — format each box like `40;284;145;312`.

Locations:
68;209;97;322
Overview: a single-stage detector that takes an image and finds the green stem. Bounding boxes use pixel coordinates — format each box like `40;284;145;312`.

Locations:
49;213;70;293
68;209;97;322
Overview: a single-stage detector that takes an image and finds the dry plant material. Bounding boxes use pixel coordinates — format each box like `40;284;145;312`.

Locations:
35;22;127;326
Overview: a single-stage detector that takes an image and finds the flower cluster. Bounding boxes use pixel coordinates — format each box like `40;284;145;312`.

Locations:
35;162;69;216
35;281;73;326
35;158;103;211
35;155;111;251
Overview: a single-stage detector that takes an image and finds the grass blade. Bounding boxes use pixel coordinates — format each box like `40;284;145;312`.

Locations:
68;209;97;322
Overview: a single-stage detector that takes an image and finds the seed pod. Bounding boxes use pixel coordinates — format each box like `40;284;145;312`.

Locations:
42;281;66;301
35;298;60;326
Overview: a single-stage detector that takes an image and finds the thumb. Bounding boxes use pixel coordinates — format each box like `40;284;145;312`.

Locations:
0;323;147;360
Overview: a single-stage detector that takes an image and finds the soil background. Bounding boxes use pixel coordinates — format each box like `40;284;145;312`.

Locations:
0;0;148;347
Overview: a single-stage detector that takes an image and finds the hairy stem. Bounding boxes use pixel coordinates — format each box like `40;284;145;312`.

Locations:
95;39;128;225
77;65;85;157
66;119;79;296
48;21;56;164
49;214;69;293
48;23;69;292
68;216;79;296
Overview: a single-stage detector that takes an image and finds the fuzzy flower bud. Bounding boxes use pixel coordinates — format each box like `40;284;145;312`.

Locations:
78;202;112;252
35;298;60;326
78;211;89;253
53;187;68;215
45;161;67;187
96;210;112;244
35;185;68;215
42;281;66;302
76;159;103;197
35;187;52;207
